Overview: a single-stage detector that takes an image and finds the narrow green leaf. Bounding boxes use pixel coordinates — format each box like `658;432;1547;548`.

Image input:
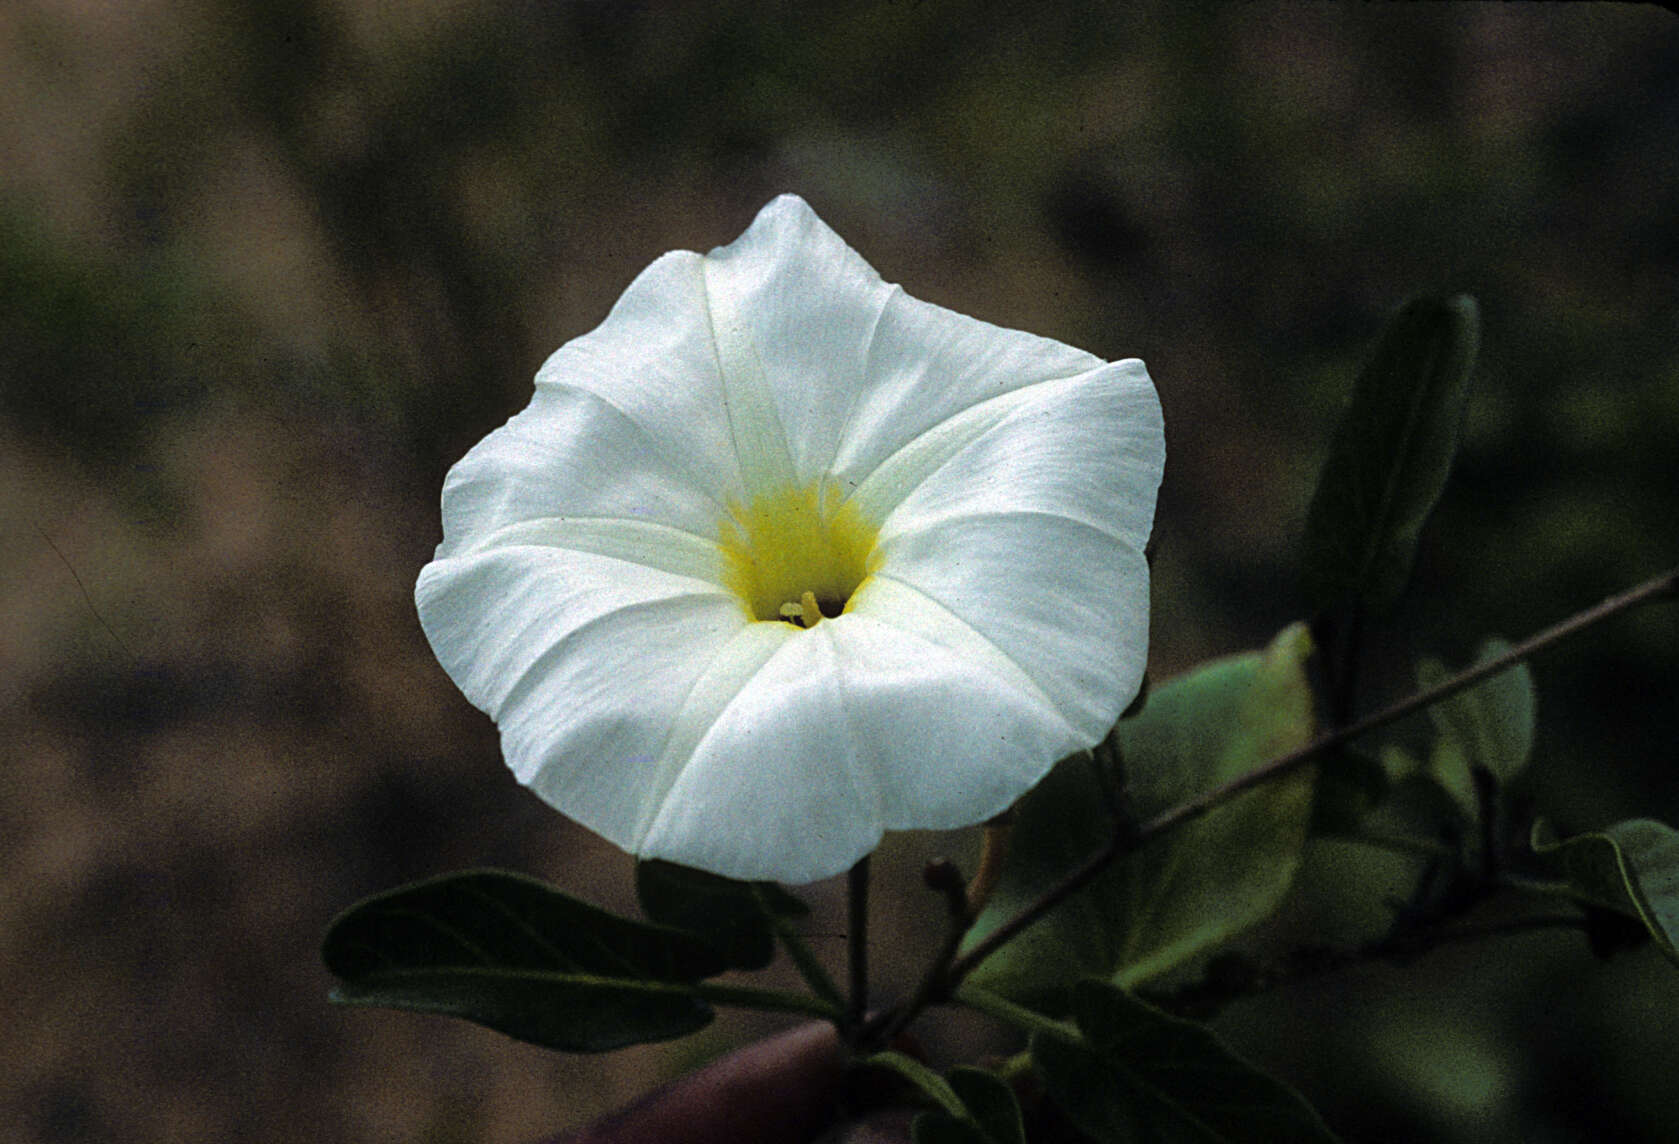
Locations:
1032;980;1342;1143
862;1051;969;1119
323;869;728;1051
1531;819;1679;965
965;624;1318;1009
1419;638;1537;820
946;1067;1027;1144
1301;295;1480;615
905;1066;1026;1144
635;859;808;971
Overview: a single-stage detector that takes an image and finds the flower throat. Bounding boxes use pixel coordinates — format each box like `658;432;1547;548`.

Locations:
719;482;879;627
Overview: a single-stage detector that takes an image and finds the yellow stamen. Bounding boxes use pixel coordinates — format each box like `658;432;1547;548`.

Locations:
719;480;881;625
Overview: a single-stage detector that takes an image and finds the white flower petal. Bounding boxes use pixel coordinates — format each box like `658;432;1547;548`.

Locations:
638;601;1083;883
847;360;1161;537
451;516;724;583
417;545;748;849
702;195;1114;499
832;269;1108;489
534;250;746;504
638;627;881;884
698;195;894;490
854;360;1161;740
435;382;731;558
875;361;1162;545
873;509;1151;744
838;581;1087;823
416;193;1165;884
637;569;1102;882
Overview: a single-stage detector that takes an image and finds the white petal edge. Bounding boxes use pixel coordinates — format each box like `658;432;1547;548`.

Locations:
871;511;1152;744
533;249;746;505
416;545;754;850
450;516;727;586
435;382;733;559
638;597;1089;883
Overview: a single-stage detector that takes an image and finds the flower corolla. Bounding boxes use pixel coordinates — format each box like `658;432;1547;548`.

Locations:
416;194;1164;883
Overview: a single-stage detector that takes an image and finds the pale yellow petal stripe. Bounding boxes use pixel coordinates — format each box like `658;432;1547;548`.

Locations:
701;253;800;500
629;620;797;847
456;516;728;586
851;572;1079;746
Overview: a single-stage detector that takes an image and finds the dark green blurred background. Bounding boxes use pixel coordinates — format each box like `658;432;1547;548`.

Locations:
4;3;1677;1141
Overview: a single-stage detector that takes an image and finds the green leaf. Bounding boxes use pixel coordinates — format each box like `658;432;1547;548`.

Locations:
863;1050;970;1119
1418;638;1536;818
911;1067;1027;1144
1308;746;1389;836
323;869;728;1051
965;624;1318;1009
1301;294;1480;615
1531;820;1679;965
1032;980;1342;1143
635;859;808;971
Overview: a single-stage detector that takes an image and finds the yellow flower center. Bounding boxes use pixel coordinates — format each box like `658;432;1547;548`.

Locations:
719;481;880;626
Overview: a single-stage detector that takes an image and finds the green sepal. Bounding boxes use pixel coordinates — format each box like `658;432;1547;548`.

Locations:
1531;819;1679;965
1031;980;1342;1143
1301;294;1480;615
635;859;808;971
323;868;728;1051
965;624;1318;1009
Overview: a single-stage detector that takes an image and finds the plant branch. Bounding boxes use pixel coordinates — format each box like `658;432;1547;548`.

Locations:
1138;563;1677;847
945;822;1129;987
856;859;974;1052
966;818;1013;916
947;563;1677;991
847;856;871;1034
1140;913;1589;1020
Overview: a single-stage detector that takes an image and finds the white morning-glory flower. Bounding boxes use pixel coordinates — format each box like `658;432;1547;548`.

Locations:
416;194;1163;884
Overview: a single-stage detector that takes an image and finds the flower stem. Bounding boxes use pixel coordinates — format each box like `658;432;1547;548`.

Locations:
847;855;871;1035
946;563;1678;990
758;888;846;1018
856;859;973;1051
965;819;1013;916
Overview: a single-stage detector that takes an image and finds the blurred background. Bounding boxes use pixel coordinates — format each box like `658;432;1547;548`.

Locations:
4;3;1677;1141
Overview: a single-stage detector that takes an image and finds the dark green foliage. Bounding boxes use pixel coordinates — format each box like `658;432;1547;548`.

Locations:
912;1068;1028;1144
1418;638;1536;819
1532;819;1679;965
1302;296;1480;616
1031;981;1342;1143
322;868;728;1051
635;859;808;971
966;625;1318;1007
